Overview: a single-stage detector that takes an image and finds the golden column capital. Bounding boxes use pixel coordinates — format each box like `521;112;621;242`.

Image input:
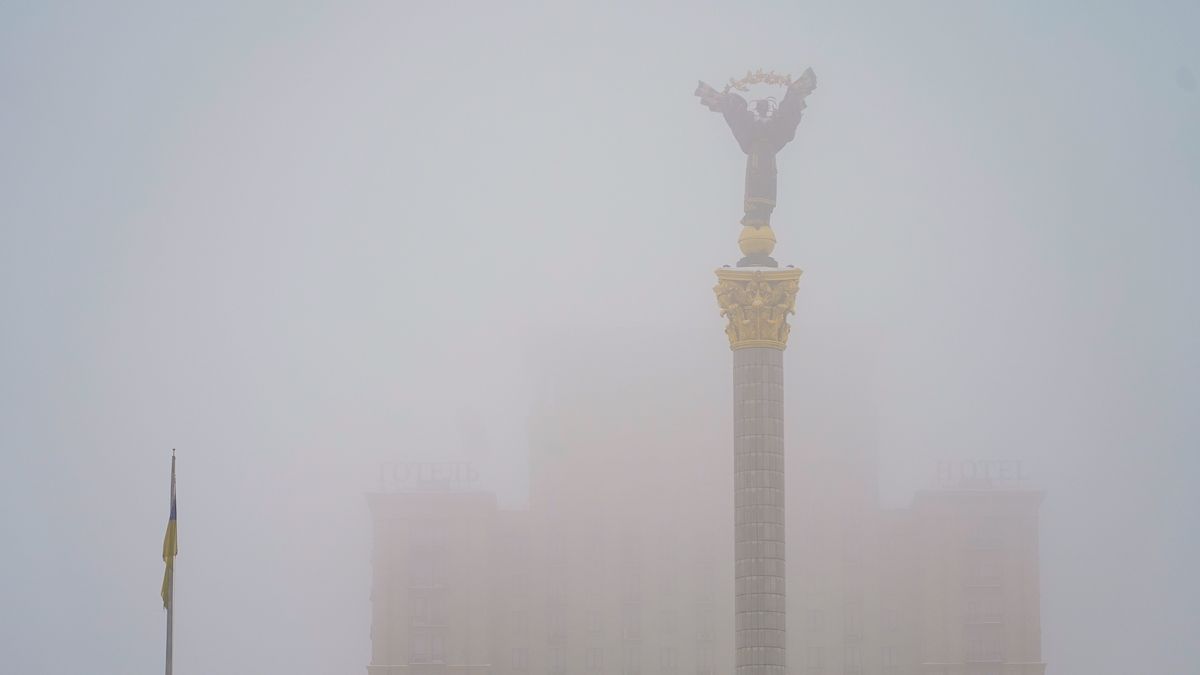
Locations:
713;267;803;350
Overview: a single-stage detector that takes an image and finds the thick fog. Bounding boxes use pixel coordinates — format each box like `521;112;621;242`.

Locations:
2;2;1197;674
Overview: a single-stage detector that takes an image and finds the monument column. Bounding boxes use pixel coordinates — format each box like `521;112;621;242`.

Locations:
715;253;801;675
699;65;815;675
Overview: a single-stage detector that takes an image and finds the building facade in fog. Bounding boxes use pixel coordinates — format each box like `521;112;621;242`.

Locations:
366;454;1045;675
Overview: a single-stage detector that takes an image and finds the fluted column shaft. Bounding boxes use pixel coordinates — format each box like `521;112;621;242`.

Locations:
733;347;786;675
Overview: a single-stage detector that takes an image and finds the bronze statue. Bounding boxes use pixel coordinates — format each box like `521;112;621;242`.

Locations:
696;68;817;263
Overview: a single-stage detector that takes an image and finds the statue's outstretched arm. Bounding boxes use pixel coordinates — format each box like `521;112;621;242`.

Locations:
720;92;754;154
696;81;755;154
777;68;816;116
695;81;724;112
768;68;817;150
791;68;817;98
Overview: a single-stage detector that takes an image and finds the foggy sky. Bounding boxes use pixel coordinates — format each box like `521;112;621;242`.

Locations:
2;2;1198;674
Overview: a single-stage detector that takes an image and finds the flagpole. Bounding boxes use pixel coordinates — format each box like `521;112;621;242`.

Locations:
165;449;175;675
165;570;174;675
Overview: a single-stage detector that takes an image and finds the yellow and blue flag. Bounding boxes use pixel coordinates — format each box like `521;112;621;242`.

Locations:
161;451;178;609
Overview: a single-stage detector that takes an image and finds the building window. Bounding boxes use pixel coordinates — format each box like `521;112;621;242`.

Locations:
804;645;823;671
661;609;678;636
506;533;530;562
977;558;1000;585
549;528;569;568
967;551;1003;587
548;604;567;645
511;571;529;593
696;604;715;641
409;629;445;664
429;595;446;625
622;530;643;601
982;594;1003;622
622;643;641;675
968;516;1005;550
965;624;1004;662
696;641;714;675
548;568;567;601
697;562;716;601
431;634;445;663
844;644;863;675
966;630;984;661
622;603;642;641
660;646;678;672
586;646;603;671
511;609;528;638
843;532;863;567
984;630;1003;661
549;646;566;675
806;607;824;633
662;568;678;596
408;555;437;588
511;647;529;672
410;595;429;625
409;593;447;627
410;631;428;663
882;608;899;634
408;523;447;588
623;562;642;601
967;592;1004;623
844;600;863;640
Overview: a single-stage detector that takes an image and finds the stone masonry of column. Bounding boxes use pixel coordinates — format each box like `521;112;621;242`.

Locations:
733;346;787;675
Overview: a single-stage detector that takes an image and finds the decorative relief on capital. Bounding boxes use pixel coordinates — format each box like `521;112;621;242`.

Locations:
714;269;802;350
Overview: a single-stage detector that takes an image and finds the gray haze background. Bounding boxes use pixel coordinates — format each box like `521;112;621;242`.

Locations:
2;1;1197;673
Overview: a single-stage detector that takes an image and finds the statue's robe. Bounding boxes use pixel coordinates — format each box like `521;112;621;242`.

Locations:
716;87;809;227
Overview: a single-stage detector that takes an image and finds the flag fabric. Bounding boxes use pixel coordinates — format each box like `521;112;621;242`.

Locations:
161;452;178;609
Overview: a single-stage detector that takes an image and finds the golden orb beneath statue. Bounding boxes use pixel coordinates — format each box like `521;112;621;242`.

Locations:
738;224;776;257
